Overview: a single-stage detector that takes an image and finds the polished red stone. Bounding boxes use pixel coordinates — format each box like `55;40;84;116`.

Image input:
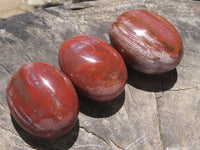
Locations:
59;35;127;101
6;62;79;138
110;9;183;74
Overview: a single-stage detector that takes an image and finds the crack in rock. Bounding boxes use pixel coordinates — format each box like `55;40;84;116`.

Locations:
110;139;124;150
0;126;19;137
1;125;32;149
0;64;12;75
0;103;6;110
169;87;198;92
154;93;164;150
125;134;148;150
79;127;125;149
25;53;33;62
179;64;200;69
80;126;110;146
69;2;93;10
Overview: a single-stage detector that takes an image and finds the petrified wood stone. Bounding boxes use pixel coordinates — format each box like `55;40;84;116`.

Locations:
0;0;200;149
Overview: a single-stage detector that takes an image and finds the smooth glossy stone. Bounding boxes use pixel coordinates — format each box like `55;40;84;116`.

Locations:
59;35;127;101
6;62;79;138
110;9;183;74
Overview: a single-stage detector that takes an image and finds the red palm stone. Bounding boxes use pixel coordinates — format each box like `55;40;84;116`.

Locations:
110;9;183;74
59;35;127;101
6;62;79;138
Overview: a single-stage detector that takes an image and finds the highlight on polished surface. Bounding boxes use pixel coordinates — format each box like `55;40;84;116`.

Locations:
6;62;79;138
59;35;127;101
110;9;183;74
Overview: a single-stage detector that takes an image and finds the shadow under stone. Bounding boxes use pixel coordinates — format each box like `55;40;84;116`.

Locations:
79;90;125;118
11;115;79;150
127;67;178;92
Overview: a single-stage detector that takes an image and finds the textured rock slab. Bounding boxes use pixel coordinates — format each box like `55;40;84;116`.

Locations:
0;0;200;149
27;0;64;8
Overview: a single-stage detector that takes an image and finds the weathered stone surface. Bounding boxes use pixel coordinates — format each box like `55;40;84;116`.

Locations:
0;0;200;149
0;0;67;18
27;0;64;7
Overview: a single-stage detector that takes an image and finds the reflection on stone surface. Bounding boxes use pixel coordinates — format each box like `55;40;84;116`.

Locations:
59;35;127;101
7;62;79;138
110;10;183;74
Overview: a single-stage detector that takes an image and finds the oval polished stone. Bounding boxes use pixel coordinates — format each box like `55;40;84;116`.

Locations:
110;9;183;74
59;35;127;101
6;62;79;138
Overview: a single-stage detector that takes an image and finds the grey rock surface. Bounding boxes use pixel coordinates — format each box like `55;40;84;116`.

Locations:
0;0;200;149
27;0;64;7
